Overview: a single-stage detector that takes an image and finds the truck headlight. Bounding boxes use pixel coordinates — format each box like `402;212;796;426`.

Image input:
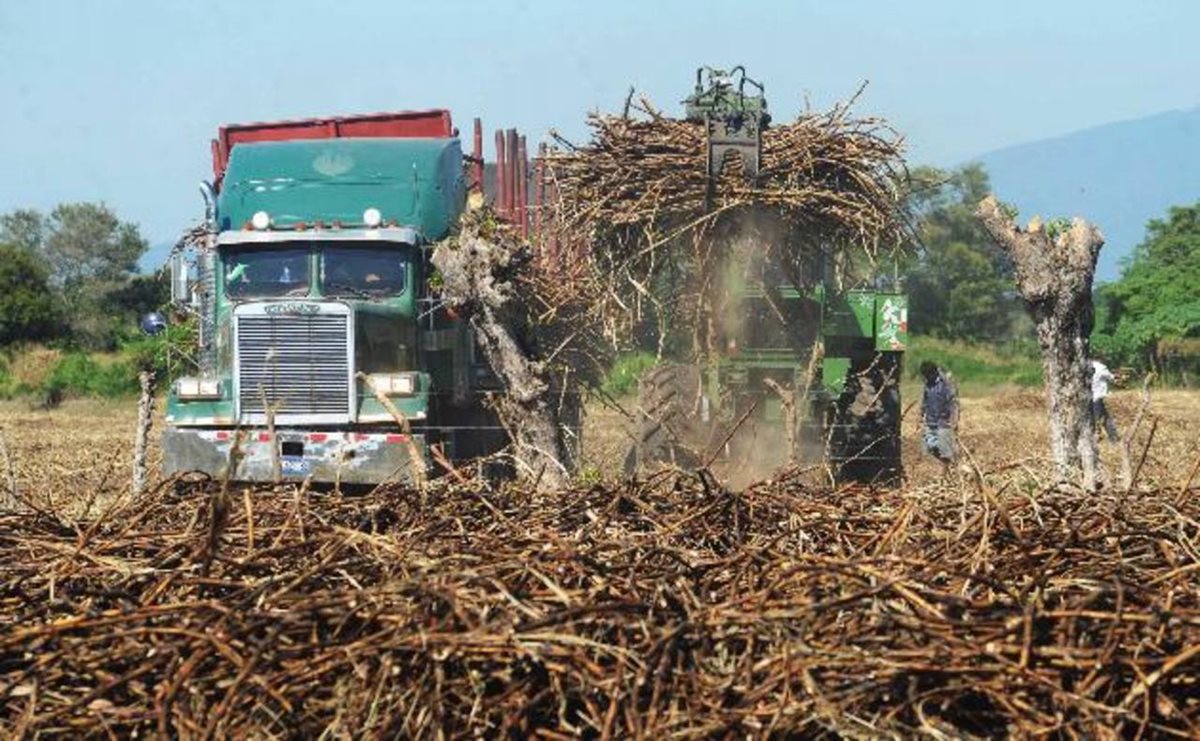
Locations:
367;372;418;396
176;377;222;400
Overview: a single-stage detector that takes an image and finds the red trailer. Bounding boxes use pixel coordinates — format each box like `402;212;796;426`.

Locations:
207;107;537;242
210;109;455;186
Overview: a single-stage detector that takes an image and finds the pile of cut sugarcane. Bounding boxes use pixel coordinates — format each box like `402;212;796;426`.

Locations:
530;92;912;360
2;469;1197;737
541;95;909;265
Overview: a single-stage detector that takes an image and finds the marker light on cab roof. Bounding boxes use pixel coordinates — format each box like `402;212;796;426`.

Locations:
363;207;383;228
251;211;271;230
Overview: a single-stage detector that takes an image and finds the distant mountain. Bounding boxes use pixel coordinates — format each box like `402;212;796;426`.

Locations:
974;107;1200;282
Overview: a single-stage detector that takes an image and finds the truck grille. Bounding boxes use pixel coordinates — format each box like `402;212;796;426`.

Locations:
236;312;351;419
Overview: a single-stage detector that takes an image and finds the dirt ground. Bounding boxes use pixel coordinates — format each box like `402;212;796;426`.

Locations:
0;399;155;513
0;387;1196;507
580;386;1200;490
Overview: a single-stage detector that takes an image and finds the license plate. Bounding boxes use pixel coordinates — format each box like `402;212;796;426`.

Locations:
281;457;311;475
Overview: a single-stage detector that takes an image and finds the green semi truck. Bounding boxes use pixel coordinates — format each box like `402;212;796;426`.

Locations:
163;110;504;485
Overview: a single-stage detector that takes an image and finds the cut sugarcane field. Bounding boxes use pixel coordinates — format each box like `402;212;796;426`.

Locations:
2;6;1200;738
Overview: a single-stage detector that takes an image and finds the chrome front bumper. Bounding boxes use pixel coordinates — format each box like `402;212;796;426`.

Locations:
162;427;427;486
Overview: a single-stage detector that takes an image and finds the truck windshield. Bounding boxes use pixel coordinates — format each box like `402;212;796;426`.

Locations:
322;245;408;298
223;247;310;298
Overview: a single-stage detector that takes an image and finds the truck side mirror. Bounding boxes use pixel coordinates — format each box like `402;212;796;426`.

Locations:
140;312;168;336
170;252;190;306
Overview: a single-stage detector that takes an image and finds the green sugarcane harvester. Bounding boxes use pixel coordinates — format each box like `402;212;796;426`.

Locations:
628;67;908;483
685;66;770;182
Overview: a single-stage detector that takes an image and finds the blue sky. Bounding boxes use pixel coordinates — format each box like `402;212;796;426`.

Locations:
1;0;1198;262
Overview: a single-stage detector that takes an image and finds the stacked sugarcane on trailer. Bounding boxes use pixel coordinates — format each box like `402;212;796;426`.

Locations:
540;67;911;483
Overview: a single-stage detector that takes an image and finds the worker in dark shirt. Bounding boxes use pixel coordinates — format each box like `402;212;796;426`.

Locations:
920;361;959;466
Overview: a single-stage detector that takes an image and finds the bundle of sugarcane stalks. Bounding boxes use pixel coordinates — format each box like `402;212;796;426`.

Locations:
541;94;909;264
2;470;1198;737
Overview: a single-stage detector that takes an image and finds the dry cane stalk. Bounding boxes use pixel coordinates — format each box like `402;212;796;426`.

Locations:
357;372;427;489
762;378;798;466
1;416;1198;737
1119;373;1155;491
131;371;155;497
0;428;15;511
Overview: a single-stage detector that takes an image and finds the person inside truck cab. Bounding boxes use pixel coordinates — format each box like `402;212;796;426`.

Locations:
323;247;406;297
224;248;309;298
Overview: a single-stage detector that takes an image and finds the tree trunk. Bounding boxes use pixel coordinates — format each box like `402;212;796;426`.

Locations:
976;197;1104;488
431;229;571;492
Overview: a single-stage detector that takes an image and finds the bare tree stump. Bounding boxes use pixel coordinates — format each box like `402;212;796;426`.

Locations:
132;371;155;496
432;227;571;492
977;197;1104;488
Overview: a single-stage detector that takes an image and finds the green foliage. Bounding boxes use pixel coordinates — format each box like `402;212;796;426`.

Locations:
119;316;198;379
906;335;1042;390
903;164;1022;342
1;203;153;350
40;203;148;287
1044;217;1073;240
0;243;61;345
0;209;47;253
107;272;170;316
601;351;659;397
0;325;192;401
68;272;171;351
575;465;604;487
44;353;138;399
0;358;13;399
1093;202;1200;374
920;241;1009;339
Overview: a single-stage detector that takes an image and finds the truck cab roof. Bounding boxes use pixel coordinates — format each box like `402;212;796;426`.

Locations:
217;137;465;242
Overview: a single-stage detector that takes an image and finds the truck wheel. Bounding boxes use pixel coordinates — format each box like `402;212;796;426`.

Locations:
628;364;701;472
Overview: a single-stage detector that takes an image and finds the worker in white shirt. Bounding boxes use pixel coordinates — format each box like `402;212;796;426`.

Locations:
1091;357;1119;442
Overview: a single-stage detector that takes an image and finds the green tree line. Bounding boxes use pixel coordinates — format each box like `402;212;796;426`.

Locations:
5;182;1198;399
1092;202;1200;379
0;203;166;349
0;203;175;399
901;165;1199;382
901;163;1027;344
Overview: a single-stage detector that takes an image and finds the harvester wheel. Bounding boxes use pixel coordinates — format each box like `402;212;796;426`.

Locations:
626;364;702;473
828;353;903;485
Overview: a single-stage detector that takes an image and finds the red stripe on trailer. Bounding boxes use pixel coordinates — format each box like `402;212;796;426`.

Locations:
258;432;272;442
215;431;230;441
386;434;408;444
308;433;327;442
